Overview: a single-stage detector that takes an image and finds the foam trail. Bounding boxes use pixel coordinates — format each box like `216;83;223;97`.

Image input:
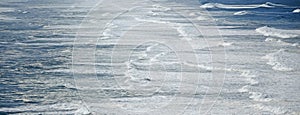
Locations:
200;2;288;9
262;49;296;71
252;104;288;114
233;11;248;15
256;26;299;39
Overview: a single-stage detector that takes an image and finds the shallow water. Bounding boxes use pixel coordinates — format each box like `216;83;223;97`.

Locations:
0;0;299;114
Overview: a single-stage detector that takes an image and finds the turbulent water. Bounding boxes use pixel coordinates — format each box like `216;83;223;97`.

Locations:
0;0;299;114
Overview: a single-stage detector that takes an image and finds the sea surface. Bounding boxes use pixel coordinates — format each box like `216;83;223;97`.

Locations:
0;0;299;114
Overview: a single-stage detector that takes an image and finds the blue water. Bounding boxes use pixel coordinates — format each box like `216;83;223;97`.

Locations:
199;0;300;5
0;0;299;114
0;0;86;114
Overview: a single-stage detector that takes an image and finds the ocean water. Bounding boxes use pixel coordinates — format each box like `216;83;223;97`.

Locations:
0;0;299;114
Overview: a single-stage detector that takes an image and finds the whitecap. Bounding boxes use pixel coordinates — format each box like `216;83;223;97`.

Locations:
264;37;277;42
264;2;287;7
218;42;233;47
233;11;248;15
199;3;215;9
291;43;298;47
292;9;300;13
200;3;263;9
199;2;286;9
238;85;249;93
256;26;299;39
258;4;273;8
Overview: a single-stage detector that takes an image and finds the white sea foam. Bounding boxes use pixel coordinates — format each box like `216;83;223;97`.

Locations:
0;7;17;20
0;103;80;114
135;17;170;24
218;42;233;47
0;15;18;20
238;70;259;105
183;62;213;71
146;43;159;52
200;2;286;9
135;17;199;41
263;2;287;7
256;26;299;39
247;78;259;85
264;38;299;47
75;107;91;115
102;23;119;38
183;62;236;72
262;49;296;71
152;4;171;11
240;70;256;78
238;85;249;92
292;9;300;13
249;92;272;102
0;7;15;13
264;37;277;42
189;12;197;16
150;52;167;62
272;63;293;71
233;11;248;15
176;26;194;41
196;16;209;21
252;104;288;114
291;43;299;47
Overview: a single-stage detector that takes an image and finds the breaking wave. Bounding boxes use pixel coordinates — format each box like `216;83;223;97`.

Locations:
200;2;288;9
256;26;299;39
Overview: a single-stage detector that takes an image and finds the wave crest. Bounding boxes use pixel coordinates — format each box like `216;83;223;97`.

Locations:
256;26;299;39
200;2;287;9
